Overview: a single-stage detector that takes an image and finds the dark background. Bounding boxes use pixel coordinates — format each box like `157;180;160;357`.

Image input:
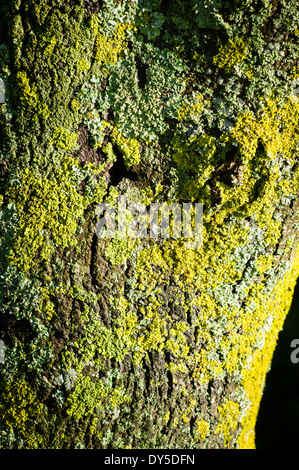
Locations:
256;281;299;449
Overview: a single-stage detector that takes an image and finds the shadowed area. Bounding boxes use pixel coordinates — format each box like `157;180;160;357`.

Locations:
256;281;299;449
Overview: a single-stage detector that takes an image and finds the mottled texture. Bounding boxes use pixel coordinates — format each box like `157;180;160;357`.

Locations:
0;0;298;449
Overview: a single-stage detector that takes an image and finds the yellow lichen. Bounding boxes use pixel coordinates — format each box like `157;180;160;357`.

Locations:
237;246;299;449
195;419;210;442
8;166;86;272
213;38;247;72
0;379;44;448
127;92;299;448
178;94;208;122
66;374;129;419
51;126;79;152
16;71;50;121
215;400;240;447
94;23;133;67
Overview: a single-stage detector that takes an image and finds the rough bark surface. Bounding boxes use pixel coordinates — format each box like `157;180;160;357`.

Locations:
0;0;299;449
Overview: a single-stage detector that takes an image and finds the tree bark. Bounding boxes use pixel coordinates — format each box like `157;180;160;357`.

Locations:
0;0;299;449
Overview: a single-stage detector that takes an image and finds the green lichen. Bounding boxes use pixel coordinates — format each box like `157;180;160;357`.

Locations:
66;374;129;420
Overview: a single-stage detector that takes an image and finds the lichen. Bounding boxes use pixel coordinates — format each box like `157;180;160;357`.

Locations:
8;165;87;272
194;419;210;442
94;23;133;68
66;374;129;420
1;0;299;450
215;400;240;447
111;126;141;167
0;379;45;448
213;38;248;72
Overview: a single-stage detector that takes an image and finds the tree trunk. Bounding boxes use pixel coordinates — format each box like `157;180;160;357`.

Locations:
0;0;298;449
